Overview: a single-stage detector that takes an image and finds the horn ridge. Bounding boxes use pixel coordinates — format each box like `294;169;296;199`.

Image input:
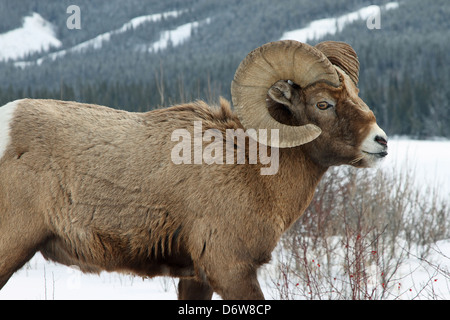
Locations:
315;41;360;85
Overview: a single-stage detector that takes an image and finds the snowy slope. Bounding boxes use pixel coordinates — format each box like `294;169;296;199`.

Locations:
43;10;186;59
14;10;210;68
281;2;399;42
69;10;186;52
0;138;449;300
149;17;211;52
0;13;62;62
7;2;401;67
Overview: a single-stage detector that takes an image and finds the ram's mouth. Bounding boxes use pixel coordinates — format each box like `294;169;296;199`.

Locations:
363;150;388;158
355;150;388;168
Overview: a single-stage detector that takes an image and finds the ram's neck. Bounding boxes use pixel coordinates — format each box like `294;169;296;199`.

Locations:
266;147;327;232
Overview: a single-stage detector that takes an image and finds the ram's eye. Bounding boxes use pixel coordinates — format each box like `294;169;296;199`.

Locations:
316;101;332;110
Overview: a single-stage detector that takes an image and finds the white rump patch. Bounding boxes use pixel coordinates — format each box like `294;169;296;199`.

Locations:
0;100;19;160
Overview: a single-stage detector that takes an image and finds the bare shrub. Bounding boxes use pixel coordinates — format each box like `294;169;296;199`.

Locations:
270;165;450;300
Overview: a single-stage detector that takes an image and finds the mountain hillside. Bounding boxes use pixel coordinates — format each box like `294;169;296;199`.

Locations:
0;0;449;137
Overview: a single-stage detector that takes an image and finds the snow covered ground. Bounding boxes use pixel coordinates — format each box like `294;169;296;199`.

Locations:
0;137;449;300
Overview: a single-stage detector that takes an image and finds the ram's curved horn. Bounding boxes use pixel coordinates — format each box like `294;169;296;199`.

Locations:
231;40;340;148
315;41;360;86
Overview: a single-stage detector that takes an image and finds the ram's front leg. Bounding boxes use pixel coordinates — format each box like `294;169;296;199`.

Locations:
0;210;48;289
207;264;265;300
178;278;214;300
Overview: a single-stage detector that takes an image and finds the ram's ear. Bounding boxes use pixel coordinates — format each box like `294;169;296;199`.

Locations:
267;80;294;108
266;80;306;127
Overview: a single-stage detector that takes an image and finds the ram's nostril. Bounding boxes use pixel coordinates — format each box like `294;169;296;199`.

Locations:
375;135;388;146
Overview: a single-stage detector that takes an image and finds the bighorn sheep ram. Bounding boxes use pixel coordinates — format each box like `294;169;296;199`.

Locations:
0;40;387;299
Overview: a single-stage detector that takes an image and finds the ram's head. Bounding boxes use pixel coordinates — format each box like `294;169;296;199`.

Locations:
231;40;388;168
